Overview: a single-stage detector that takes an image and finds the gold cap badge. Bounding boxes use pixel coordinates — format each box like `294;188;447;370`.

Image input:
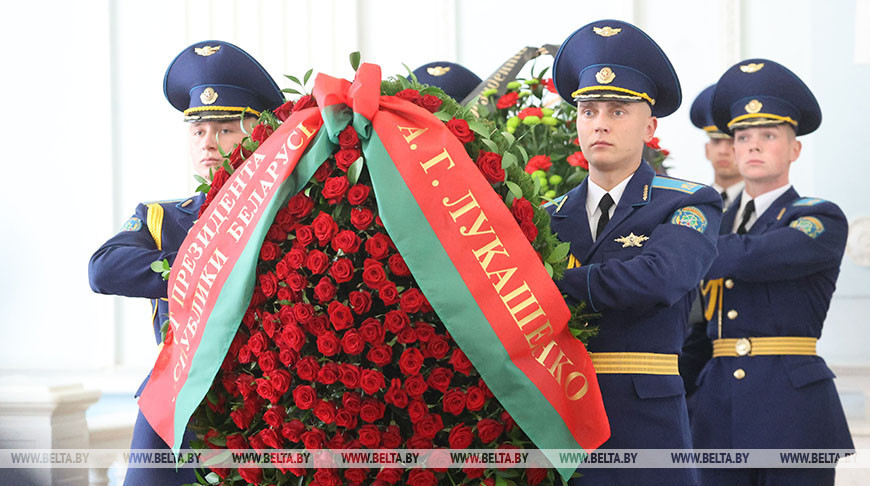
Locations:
739;63;764;73
745;99;763;114
194;45;221;57
200;87;218;105
426;66;451;77
595;67;616;84
593;26;622;37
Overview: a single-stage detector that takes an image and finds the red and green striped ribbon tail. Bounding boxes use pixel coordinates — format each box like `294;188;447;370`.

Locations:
139;63;609;481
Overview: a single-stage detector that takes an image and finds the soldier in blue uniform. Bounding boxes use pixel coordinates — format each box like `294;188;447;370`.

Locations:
411;61;482;101
88;40;284;485
550;20;722;485
686;59;854;485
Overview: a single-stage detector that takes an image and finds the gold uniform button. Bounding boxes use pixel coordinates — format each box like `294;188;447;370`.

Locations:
727;310;738;320
725;279;734;289
733;369;746;380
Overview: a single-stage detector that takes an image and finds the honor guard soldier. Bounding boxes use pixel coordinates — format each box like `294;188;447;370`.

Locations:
681;84;745;396
687;59;853;486
88;40;284;485
411;61;483;101
550;20;722;485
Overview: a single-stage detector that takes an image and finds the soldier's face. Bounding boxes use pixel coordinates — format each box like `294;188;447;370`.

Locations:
576;101;656;172
705;137;740;179
732;124;801;187
188;118;257;179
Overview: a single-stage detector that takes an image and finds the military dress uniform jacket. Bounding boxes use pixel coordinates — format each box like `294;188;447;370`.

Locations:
549;162;721;485
688;187;854;451
89;194;204;347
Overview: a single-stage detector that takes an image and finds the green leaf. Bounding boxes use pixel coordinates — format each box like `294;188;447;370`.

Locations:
478;103;491;118
544;261;554;277
303;68;313;85
204;471;221;485
349;51;361;71
501;152;518;169
466;120;489;136
401;62;416;81
284;74;301;85
480;138;498;152
547;241;571;263
495;476;509;486
347;157;364;185
505;180;523;199
517;144;529;162
222;159;234;175
194;174;208;184
501;131;515;146
195;183;211;194
432;111;451;122
281;87;302;95
150;260;165;273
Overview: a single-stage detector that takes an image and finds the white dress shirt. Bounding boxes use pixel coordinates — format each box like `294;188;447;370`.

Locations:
586;174;634;241
712;181;744;208
732;184;792;233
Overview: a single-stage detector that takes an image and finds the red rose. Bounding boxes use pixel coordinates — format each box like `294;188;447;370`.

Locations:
475;151;505;184
379;281;399;305
346;184;371;205
230;408;253;430
387;253;411;277
258;349;277;373
567;150;589;169
335;408;356;429
295;225;314;247
313;276;336;303
479;379;494;398
321;176;350;204
331;230;361;253
365;233;392;260
414;413;444;439
281;323;306;352
427;335;450;359
259;240;280;262
404;373;428;397
226;433;248;450
316;331;341;356
359;398;386;423
306;249;330;274
238;466;262;485
646;136;661;149
279;347;298;367
314;399;337;424
446;118;475;143
335;148;361;172
284;270;306;292
496;91;519;109
542;78;556;93
343;391;362;413
399;288;426;313
339;364;362;388
284;246;307;269
317;362;340;384
524;154;552;174
399;348;424;375
381;424;402;449
366;343;393;367
295;356;320;381
251;123;274;143
236;374;255;398
407;434;432;449
477;418;505;444
311;212;339;245
257;427;283;449
228;144;252;168
361;259;387;288
407;399;428;423
500;410;516;432
449;423;473;449
357;424;382;448
427;367;454;393
526;468;548;486
267;225;288;242
237;344;252;364
360;369;386;395
292;385;317;410
350;207;375;230
348;290;372;315
396;88;421;104
278;305;297;325
286;192;315;219
384;310;410;334
396;326;417;344
407;469;438;486
258;271;278;297
314;160;333;182
281;419;305;442
449;348;474;376
384;377;409;408
247;331;268;356
301;427;326;449
341;329;365;355
442;388;466;416
274;100;295;121
518;107;544;119
359;317;385;344
338;126;359;149
292;94;317;113
511;197;535;223
270;369;293;395
292;302;314;323
376;468;403;485
520;220;539;242
327;301;354;331
418;94;443;113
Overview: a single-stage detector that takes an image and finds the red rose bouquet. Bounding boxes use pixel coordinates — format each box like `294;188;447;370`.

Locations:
180;64;600;486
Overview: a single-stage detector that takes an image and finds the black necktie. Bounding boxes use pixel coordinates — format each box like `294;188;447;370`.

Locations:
720;190;729;205
736;199;755;235
596;193;615;240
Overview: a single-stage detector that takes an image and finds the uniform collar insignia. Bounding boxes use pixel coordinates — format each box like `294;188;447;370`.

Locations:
614;232;649;248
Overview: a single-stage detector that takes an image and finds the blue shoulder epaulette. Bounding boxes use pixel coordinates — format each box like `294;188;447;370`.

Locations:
792;197;825;207
651;176;703;194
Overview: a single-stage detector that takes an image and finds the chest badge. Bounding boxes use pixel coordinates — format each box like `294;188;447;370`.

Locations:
614;233;649;248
